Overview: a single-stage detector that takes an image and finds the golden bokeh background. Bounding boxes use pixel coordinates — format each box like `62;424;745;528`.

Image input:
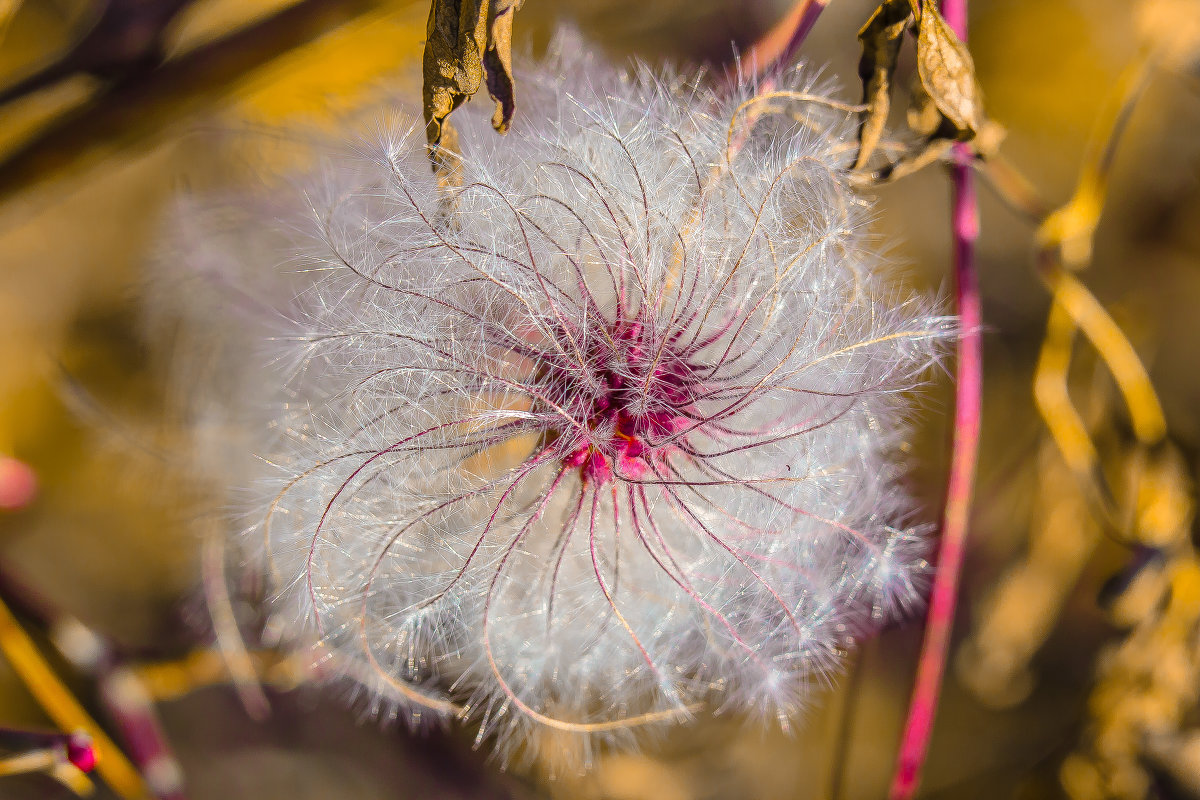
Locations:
0;1;1197;798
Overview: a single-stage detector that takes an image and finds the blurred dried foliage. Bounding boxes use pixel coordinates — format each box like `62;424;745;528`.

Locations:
0;0;1198;799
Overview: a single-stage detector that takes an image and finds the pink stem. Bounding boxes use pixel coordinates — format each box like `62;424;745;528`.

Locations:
887;1;980;798
95;662;187;800
727;0;829;91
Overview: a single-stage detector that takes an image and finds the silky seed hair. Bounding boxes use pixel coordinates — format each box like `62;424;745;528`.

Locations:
157;36;953;767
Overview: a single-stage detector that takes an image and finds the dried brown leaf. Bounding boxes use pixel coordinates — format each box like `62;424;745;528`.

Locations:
422;0;523;178
430;115;463;191
484;0;522;134
854;0;912;170
906;76;942;138
423;0;488;152
914;0;984;138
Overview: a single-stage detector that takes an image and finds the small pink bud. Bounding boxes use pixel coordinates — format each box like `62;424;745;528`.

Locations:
66;732;97;773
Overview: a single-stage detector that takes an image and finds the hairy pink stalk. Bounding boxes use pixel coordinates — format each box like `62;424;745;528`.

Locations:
887;1;981;797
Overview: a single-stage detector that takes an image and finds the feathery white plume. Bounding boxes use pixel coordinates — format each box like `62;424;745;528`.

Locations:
158;36;952;766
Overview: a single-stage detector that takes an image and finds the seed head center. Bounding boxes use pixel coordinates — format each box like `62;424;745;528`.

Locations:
550;316;699;486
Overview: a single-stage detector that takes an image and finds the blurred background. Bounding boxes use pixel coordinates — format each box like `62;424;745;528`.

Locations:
0;0;1198;798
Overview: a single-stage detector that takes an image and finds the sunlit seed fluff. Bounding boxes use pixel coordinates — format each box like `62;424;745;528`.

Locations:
166;39;952;765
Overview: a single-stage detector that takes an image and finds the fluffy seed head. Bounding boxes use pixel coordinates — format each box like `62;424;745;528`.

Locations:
162;40;952;766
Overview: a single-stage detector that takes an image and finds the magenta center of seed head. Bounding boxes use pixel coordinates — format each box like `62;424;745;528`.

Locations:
551;313;698;486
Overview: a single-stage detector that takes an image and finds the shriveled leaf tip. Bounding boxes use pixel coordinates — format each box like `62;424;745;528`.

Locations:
853;0;998;183
855;0;912;170
915;1;985;138
422;0;524;179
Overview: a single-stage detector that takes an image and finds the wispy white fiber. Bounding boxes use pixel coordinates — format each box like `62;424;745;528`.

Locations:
158;36;952;767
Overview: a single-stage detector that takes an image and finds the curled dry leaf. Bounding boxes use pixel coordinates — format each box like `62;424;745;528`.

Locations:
483;0;522;133
854;0;911;169
906;77;943;139
853;0;1000;182
422;0;524;184
914;0;984;139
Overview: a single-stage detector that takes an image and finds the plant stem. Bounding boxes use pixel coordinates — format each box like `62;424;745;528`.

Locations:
887;1;981;797
724;0;828;96
0;567;185;799
0;596;149;798
743;0;830;79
